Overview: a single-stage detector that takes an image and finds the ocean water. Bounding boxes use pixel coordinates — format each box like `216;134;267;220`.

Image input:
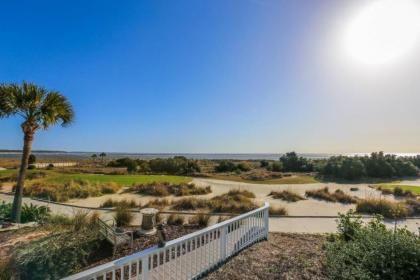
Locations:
1;152;420;160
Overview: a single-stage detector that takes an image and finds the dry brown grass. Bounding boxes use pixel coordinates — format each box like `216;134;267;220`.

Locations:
268;190;305;202
127;182;211;197
356;198;412;218
305;187;357;204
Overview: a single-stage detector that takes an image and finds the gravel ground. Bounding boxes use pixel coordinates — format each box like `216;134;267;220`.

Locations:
204;233;327;280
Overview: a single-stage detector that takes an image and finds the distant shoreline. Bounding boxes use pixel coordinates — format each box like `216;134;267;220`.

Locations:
1;151;420;160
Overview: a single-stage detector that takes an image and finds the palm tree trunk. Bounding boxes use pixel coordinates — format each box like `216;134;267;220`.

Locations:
11;132;34;223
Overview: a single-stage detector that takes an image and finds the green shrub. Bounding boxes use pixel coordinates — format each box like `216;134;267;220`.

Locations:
166;214;184;225
0;201;50;223
268;190;305;202
114;205;133;227
189;214;210;227
324;212;420;280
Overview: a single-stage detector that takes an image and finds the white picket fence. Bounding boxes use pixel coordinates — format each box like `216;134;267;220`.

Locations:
62;202;269;280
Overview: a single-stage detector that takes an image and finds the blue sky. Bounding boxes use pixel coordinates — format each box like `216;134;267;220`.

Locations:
1;0;420;153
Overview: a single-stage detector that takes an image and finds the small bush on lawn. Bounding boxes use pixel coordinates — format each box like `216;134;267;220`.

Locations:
189;214;210;227
167;214;184;225
356;198;411;219
114;205;134;227
324;211;420;280
305;187;357;204
268;190;305;202
269;206;288;215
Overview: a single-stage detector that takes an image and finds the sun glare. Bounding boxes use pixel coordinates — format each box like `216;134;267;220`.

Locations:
342;0;420;66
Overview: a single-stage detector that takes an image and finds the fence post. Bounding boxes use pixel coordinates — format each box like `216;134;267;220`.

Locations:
142;256;149;280
220;225;226;262
264;206;269;240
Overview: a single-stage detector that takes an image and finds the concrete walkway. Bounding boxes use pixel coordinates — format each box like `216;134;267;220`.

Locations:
1;193;419;233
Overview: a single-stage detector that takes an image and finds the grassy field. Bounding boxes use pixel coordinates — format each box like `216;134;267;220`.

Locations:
46;173;191;185
374;184;420;195
208;174;319;184
0;169;17;177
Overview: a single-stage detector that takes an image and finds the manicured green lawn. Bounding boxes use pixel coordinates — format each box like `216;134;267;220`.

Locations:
375;184;420;195
47;174;192;185
0;169;17;177
209;175;319;184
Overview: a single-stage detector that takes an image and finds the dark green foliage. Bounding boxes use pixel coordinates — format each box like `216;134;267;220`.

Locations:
324;212;420;280
126;159;138;173
260;160;270;168
320;152;420;180
279;152;313;172
215;160;251;173
0;201;50;223
108;156;200;175
267;161;282;172
28;154;36;164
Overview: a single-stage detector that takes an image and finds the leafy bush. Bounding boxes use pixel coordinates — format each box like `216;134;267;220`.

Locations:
268;190;305;202
324;212;420;280
356;198;412;218
114;205;134;227
215;160;238;172
28;154;36;164
0;201;50;223
166;214;184;225
280;152;313;172
267;161;283;172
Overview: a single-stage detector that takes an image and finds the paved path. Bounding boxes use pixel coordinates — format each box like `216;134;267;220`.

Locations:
2;193;419;233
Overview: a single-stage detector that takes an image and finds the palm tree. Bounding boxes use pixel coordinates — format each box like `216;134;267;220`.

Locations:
0;82;74;222
99;152;106;164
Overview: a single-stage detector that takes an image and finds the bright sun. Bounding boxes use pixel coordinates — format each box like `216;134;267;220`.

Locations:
343;0;420;66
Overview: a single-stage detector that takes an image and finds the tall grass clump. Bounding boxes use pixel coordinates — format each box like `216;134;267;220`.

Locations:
166;214;185;225
6;212;101;280
324;212;420;280
305;187;357;204
114;205;134;227
127;182;211;197
188;213;210;227
269;206;288;216
100;198;139;208
23;180;120;202
356;198;411;219
268;190;305;202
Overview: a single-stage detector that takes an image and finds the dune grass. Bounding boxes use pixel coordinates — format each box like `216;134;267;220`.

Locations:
208;174;319;184
356;198;412;218
305;187;358;204
126;182;211;197
374;184;420;195
268;190;305;202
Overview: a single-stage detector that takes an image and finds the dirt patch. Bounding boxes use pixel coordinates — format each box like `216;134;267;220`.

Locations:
0;227;50;259
204;233;326;280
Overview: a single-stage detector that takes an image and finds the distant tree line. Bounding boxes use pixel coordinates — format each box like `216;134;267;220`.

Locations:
319;152;419;180
107;156;200;175
214;160;251;173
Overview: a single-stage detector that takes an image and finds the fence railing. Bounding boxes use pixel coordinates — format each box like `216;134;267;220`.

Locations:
62;202;269;280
